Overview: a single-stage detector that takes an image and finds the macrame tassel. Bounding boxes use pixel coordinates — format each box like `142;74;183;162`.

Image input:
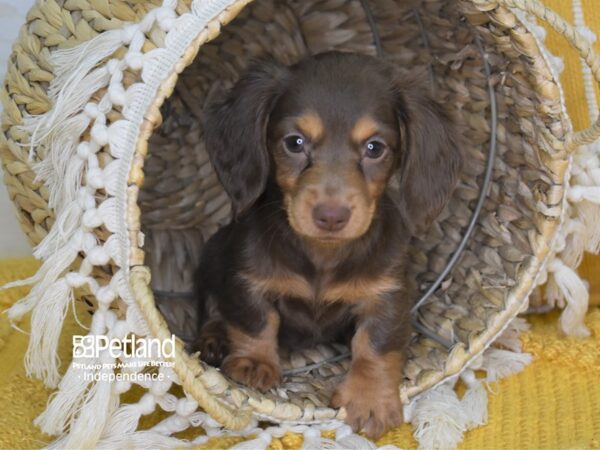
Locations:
1;221;87;299
49;29;126;97
559;219;586;269
460;371;488;429
33;113;88;180
0;268;43;293
337;433;381;449
230;432;272;450
55;364;119;449
570;142;600;254
32;202;83;261
95;431;195;449
548;259;591;337
333;423;399;449
35;307;109;435
24;278;73;387
300;428;375;450
101;394;157;438
34;115;90;210
148;414;190;435
569;186;600;204
576;201;600;254
6;240;80;322
301;428;331;450
34;362;93;435
482;348;532;382
21;67;110;159
412;383;468;450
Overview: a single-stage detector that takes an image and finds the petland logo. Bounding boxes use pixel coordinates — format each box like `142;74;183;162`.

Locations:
73;334;176;359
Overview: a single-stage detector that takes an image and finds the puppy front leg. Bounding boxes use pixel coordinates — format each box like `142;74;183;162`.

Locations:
331;301;410;438
222;307;281;392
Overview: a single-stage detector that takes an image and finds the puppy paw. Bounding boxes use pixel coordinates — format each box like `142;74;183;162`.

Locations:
195;320;229;366
197;335;228;367
331;378;403;439
222;355;281;391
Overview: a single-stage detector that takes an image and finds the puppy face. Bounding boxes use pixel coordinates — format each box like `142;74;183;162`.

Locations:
268;70;400;241
205;52;461;239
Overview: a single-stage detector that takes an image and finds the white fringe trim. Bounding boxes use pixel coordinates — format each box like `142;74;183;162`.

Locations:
409;317;532;449
548;259;591;337
25;278;73;388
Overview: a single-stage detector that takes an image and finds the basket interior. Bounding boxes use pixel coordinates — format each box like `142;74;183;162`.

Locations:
137;0;564;411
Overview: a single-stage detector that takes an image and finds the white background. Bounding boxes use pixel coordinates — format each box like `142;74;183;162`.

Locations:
0;0;36;256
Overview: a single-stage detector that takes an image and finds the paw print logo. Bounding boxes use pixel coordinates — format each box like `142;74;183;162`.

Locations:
73;336;96;358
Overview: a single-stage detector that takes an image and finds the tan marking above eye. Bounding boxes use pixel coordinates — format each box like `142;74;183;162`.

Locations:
296;112;324;142
351;116;379;144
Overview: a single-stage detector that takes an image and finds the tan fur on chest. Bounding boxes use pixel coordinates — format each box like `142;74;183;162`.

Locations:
323;275;401;302
240;271;314;299
240;270;401;303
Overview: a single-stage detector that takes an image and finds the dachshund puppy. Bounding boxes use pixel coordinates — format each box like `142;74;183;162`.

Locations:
195;52;461;438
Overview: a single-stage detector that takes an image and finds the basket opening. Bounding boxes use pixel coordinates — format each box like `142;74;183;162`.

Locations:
134;0;564;408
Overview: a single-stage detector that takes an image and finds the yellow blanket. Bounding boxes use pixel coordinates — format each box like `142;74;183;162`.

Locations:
0;258;598;449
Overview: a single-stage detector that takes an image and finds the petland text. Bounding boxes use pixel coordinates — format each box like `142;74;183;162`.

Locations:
73;334;176;359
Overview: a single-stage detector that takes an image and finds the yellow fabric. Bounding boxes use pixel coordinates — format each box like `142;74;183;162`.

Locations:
0;257;598;449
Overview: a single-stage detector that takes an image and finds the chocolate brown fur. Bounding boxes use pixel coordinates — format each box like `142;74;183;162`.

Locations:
194;52;461;438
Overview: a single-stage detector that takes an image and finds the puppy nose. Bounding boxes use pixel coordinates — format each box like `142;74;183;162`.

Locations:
312;204;351;231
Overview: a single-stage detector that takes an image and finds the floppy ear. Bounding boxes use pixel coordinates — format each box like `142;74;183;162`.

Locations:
395;84;462;232
204;61;290;218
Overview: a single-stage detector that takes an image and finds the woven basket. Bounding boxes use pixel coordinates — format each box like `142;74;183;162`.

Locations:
1;0;599;447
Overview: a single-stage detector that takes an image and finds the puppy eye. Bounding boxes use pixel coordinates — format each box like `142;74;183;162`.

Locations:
364;140;386;159
283;135;306;154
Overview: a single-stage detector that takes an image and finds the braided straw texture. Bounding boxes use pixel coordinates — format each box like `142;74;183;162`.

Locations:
1;0;598;439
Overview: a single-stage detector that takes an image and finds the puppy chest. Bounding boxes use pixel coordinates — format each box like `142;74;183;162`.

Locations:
240;270;401;303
